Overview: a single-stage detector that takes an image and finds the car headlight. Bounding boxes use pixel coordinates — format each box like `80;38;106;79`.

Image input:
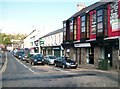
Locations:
19;56;21;58
34;59;37;61
66;62;70;66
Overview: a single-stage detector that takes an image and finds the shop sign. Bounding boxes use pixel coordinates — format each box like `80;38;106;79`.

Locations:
110;2;120;31
53;47;60;50
74;43;91;47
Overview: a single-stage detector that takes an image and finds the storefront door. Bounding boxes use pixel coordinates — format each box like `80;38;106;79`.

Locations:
88;47;94;64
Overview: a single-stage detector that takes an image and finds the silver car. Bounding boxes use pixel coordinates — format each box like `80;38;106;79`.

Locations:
44;55;57;65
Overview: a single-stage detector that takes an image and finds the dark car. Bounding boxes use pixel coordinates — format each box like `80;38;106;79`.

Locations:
16;51;26;61
54;57;78;69
29;54;44;66
44;55;57;65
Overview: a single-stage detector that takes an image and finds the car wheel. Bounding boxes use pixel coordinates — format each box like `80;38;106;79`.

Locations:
42;63;44;66
74;67;77;69
62;64;65;69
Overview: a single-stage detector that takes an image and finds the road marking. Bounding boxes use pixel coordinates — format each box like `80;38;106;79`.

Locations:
0;52;8;73
11;55;38;74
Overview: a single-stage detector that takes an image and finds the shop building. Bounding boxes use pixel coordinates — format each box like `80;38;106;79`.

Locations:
62;1;120;69
39;28;64;57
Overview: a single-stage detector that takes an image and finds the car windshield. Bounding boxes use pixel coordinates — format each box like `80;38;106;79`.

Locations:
19;52;24;54
49;56;56;59
36;54;42;58
66;59;74;62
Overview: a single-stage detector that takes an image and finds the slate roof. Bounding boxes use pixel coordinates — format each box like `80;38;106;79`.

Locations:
68;1;111;20
40;28;63;39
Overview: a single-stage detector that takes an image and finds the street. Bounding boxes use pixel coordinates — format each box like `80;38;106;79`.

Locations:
1;52;119;87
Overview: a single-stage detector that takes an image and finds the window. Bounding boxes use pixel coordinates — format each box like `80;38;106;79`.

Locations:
97;9;103;16
96;9;103;36
81;15;86;38
74;18;77;40
81;16;85;21
63;21;66;42
90;11;96;35
69;18;74;40
97;22;103;29
97;16;102;22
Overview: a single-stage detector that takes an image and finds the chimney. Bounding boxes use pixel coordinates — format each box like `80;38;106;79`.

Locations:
77;3;86;12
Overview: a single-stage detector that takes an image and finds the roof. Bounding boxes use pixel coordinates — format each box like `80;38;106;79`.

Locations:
40;28;63;39
68;1;110;20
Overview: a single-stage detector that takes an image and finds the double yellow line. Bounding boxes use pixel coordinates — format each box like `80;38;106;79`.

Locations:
0;52;7;73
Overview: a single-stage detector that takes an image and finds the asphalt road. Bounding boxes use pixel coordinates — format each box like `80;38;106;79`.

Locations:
1;52;119;87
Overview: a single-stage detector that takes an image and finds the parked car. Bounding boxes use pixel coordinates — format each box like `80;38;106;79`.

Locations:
16;51;26;61
54;57;78;69
44;55;57;65
29;54;44;66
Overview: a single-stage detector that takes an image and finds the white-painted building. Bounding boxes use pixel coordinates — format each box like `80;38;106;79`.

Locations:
39;28;64;57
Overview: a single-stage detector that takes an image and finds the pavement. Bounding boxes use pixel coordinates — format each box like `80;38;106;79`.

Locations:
0;52;6;72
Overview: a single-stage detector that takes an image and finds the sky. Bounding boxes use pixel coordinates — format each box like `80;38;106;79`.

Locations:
0;0;100;36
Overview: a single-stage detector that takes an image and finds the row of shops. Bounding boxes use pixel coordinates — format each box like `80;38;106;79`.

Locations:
29;1;120;70
62;1;120;69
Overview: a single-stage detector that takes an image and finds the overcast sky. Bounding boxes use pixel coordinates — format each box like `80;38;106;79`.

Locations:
0;0;100;35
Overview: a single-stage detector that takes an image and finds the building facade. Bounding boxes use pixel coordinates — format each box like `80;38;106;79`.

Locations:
39;28;64;57
62;1;120;69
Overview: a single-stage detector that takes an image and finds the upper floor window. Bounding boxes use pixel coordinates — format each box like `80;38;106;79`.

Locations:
63;21;66;42
81;15;86;38
96;9;103;36
91;13;96;34
69;18;74;40
97;9;103;16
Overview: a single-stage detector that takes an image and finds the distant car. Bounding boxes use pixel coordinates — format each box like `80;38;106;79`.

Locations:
54;57;78;69
16;51;26;61
44;55;57;65
29;54;44;66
